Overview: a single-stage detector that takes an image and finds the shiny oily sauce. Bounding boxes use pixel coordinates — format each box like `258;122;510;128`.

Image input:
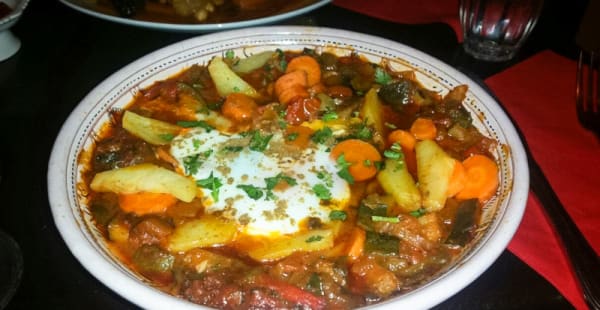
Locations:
84;48;499;309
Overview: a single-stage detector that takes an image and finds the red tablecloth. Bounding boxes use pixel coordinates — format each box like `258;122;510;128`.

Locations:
332;0;462;40
486;50;600;310
333;1;600;309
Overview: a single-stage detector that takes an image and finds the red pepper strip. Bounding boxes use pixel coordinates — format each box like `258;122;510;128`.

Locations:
255;275;326;310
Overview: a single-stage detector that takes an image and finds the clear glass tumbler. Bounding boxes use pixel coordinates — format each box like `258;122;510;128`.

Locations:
459;0;544;62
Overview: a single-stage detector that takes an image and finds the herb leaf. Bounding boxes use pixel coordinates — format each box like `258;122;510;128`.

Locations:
329;210;347;221
371;215;400;223
374;67;392;85
248;131;273;152
336;154;354;184
221;146;243;153
322;111;338;121
305;235;324;243
316;171;333;187
237;184;264;200
158;133;175;142
176;120;214;132
409;208;427;218
265;173;297;190
312;184;332;200
196;172;222;202
311;127;333;144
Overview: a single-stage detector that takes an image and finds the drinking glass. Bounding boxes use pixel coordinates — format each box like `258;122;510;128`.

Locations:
459;0;544;62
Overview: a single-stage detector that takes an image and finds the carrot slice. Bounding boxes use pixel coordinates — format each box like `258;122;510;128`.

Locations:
222;93;257;123
455;155;499;202
285;125;314;149
285;55;321;86
346;227;366;262
446;160;467;198
387;129;416;151
274;70;308;104
279;84;310;105
330;139;382;182
118;192;178;215
410;118;437;140
155;147;179;167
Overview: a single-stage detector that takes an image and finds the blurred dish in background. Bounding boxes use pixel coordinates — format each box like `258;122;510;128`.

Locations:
0;229;23;309
58;0;330;32
0;0;31;62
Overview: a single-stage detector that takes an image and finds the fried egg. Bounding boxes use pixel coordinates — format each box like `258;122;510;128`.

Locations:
169;127;351;237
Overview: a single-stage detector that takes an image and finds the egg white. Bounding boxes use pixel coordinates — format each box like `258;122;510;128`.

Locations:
170;127;350;236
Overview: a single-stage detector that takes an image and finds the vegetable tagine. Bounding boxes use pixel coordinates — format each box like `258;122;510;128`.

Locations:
83;47;500;309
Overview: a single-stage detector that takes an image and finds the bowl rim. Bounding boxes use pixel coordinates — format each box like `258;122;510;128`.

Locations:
47;25;529;310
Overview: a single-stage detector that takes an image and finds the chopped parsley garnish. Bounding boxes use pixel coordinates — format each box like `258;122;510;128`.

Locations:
409;208;427;218
222;146;243;153
176;120;214;132
265;173;297;190
363;159;372;167
236;173;297;201
280;60;288;72
383;149;402;159
384;122;397;129
158;133;175;142
312;184;332;200
374;67;392;85
350;121;373;140
183;150;212;175
371;215;400;223
286;132;299;141
192;139;202;149
316;171;333;187
322;111;338;121
306;273;323;296
225;50;235;59
336;154;354;184
236;184;263;200
276;48;284;58
311;127;333;144
196;172;222;202
329;210;347;221
248;131;273;152
183;154;202;175
305;235;324;243
384;143;403;160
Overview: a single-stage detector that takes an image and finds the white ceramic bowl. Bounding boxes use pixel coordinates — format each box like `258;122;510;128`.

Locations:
47;26;529;310
0;0;29;62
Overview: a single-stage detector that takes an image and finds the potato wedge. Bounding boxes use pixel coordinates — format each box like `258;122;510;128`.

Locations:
90;163;196;202
248;229;334;261
232;51;275;74
208;56;259;98
168;215;238;252
361;88;385;139
415;140;456;212
122;111;182;145
377;158;421;212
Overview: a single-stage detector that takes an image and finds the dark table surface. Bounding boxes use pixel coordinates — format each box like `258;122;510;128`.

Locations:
0;0;588;309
